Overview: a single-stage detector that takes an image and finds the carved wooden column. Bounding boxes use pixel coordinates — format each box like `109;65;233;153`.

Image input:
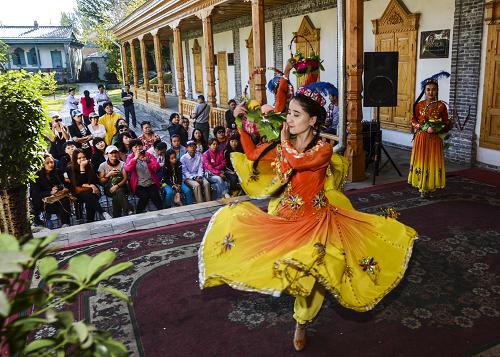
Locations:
251;0;267;104
138;34;149;102
345;0;365;181
152;28;167;108
121;43;129;85
129;39;139;98
170;21;185;106
197;7;216;107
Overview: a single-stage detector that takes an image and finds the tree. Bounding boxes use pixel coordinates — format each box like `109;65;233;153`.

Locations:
0;71;51;237
60;11;81;35
74;0;147;80
0;40;9;71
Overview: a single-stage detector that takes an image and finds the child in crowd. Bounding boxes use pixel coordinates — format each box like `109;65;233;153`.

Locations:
148;141;168;170
181;141;211;203
170;134;186;160
202;138;229;199
161;148;194;208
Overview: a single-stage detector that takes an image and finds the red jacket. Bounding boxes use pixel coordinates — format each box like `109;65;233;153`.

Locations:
125;152;161;193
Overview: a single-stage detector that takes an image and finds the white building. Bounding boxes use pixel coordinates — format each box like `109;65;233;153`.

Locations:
0;21;83;82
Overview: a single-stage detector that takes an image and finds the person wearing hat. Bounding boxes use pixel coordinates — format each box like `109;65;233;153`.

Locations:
199;58;416;352
99;101;123;145
48;111;69;160
68;109;93;159
98;145;129;218
87;112;106;146
408;72;452;198
65;87;79;118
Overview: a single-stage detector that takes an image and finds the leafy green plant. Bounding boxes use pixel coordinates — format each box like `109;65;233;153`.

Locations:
0;40;9;71
0;70;50;188
0;233;133;356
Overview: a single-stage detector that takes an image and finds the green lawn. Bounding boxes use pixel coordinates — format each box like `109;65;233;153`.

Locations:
43;97;65;113
108;88;122;105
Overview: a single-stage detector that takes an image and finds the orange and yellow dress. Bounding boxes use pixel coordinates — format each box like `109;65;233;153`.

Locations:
199;131;417;322
408;100;451;193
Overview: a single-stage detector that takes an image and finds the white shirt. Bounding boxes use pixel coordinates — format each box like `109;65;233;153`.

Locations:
95;92;110;105
65;95;79;110
147;146;165;167
88;124;106;143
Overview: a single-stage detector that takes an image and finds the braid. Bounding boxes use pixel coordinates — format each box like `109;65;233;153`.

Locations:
252;140;279;175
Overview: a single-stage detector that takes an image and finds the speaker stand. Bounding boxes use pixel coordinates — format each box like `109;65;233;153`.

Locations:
372;109;402;185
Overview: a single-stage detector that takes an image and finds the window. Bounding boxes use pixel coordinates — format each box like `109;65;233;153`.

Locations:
227;53;234;66
12;48;26;66
27;47;38;66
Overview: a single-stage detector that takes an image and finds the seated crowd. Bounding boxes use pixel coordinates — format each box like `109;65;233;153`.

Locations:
31;106;246;228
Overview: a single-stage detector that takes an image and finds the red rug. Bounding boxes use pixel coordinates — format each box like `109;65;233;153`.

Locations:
30;170;500;356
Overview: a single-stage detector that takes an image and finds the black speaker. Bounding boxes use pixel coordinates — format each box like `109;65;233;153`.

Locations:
363;52;398;107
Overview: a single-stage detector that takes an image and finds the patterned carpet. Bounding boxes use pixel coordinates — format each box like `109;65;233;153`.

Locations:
30;169;500;356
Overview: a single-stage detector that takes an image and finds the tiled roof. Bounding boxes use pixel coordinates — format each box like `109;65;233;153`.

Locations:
0;26;75;40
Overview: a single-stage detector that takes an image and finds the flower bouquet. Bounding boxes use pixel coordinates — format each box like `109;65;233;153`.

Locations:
420;101;452;148
292;50;324;77
235;99;286;141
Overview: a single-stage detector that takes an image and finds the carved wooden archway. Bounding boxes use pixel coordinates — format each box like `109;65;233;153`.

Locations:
372;0;419;132
192;39;203;94
480;0;500;150
293;15;320;88
245;30;254;98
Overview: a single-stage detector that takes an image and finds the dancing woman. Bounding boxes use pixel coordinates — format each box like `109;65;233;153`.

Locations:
408;72;452;198
199;63;417;352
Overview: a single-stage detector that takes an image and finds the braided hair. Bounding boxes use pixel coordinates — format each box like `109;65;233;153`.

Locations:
251;93;326;175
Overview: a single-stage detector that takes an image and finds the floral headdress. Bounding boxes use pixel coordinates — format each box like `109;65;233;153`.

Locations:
296;87;326;106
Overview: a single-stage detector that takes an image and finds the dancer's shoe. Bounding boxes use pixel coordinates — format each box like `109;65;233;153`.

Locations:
293;323;306;351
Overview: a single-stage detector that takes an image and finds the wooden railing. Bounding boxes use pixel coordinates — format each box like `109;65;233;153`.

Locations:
136;88;147;102
180;99;197;118
210;107;225;127
149;84;174;95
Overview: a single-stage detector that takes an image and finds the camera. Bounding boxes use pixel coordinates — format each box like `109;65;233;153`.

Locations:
139;149;146;156
57;184;64;190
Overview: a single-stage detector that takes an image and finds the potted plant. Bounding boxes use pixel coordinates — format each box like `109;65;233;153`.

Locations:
0;70;55;238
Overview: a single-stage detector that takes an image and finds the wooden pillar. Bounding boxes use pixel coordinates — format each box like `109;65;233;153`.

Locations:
129;39;139;98
171;23;185;104
138;34;149;102
152;29;167;108
345;0;365;182
251;0;267;104
197;7;217;107
121;43;129;85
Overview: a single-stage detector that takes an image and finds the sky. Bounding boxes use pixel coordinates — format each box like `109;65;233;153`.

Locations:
0;0;77;26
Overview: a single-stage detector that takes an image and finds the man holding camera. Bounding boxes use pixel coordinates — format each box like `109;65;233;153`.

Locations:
125;139;163;213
